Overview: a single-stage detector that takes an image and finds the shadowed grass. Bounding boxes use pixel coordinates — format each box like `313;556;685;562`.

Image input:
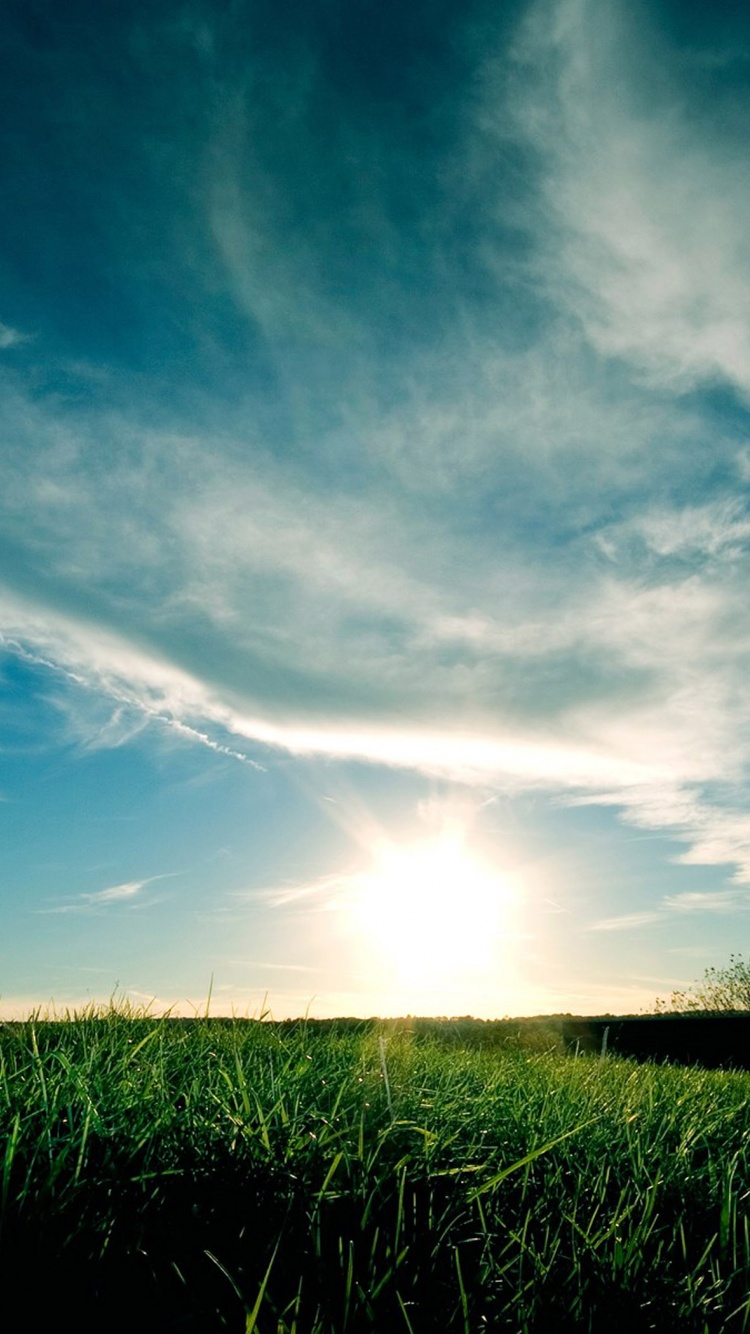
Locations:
1;1004;749;1330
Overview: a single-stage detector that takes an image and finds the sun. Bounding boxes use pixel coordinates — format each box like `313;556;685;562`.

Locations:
349;832;515;987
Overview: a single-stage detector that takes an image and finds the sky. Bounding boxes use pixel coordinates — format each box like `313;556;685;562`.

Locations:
2;0;750;1020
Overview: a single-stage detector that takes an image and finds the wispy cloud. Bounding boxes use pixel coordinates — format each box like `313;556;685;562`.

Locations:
588;911;662;933
234;873;355;913
84;881;145;905
662;890;750;914
511;0;750;395
0;322;31;350
598;499;750;566
36;874;175;915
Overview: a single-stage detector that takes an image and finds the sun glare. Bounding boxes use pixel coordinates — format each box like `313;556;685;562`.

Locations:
350;833;516;987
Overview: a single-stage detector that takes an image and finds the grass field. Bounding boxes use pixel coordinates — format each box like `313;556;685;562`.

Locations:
1;1006;749;1332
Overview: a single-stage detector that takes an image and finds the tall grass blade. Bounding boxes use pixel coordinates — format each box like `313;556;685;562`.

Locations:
468;1118;599;1200
246;1241;280;1334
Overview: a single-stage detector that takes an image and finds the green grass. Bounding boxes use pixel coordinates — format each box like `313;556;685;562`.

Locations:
1;1005;750;1331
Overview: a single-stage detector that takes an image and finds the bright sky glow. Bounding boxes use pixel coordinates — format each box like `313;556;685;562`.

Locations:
2;0;750;1018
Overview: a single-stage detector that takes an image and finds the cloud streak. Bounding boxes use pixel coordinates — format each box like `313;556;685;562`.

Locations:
588;912;662;933
36;875;175;915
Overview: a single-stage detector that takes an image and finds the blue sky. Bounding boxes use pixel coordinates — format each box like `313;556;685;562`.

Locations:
3;0;750;1018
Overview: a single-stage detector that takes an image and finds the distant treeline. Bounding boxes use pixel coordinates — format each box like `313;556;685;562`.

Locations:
233;1013;750;1069
272;1014;750;1068
161;1013;574;1049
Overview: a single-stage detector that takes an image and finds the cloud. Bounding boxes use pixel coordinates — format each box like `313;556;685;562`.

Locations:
509;0;750;395
588;911;662;933
568;781;750;887
0;322;30;350
599;499;750;565
5;437;750;884
36;875;173;915
232;873;353;912
1;595;675;791
662;890;750;914
83;881;145;905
